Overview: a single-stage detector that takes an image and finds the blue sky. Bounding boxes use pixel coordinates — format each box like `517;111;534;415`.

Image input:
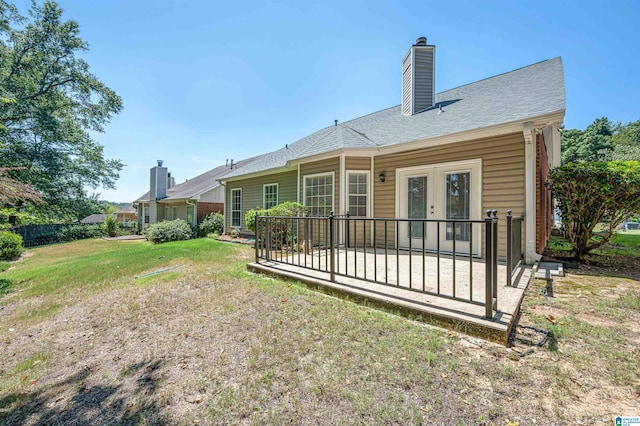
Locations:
12;0;640;202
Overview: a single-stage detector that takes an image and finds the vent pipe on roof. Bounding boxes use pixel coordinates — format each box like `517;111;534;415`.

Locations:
401;36;436;116
157;160;163;167
230;159;234;170
334;119;338;126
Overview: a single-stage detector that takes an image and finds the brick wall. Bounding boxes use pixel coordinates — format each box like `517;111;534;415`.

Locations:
198;202;224;223
536;133;553;252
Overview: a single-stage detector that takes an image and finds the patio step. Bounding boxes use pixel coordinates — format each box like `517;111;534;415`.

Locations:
247;261;531;346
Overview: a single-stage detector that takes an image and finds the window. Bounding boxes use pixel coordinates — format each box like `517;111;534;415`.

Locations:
231;188;242;227
172;206;177;220
445;171;471;241
187;205;195;225
263;183;278;209
304;173;333;217
347;172;368;217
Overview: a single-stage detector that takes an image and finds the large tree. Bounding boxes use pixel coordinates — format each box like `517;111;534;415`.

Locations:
0;0;123;218
561;117;614;164
608;118;640;161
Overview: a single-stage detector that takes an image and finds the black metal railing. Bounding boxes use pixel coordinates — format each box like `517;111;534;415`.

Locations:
506;210;524;286
255;210;503;318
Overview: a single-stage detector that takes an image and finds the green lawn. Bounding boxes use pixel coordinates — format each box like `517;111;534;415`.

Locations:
0;238;638;424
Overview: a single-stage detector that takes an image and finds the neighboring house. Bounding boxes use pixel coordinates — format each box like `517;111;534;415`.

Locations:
115;204;137;224
80;213;113;224
134;160;246;230
219;37;565;264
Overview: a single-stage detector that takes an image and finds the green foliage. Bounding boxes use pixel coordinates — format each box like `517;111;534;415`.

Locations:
245;207;267;234
547;161;640;259
58;224;104;241
608;118;640;161
562;117;640;164
0;1;123;219
230;228;240;239
561;117;614;164
0;208;55;226
247;202;307;249
0;260;9;272
199;212;224;236
146;219;193;244
104;215;118;235
0;230;24;260
245;202;307;234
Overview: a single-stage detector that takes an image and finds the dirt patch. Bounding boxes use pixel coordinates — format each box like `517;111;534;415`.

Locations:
1;239;638;424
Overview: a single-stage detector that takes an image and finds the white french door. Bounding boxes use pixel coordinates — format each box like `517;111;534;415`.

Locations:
397;159;481;255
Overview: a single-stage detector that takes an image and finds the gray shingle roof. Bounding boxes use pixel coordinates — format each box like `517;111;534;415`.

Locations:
222;57;565;180
135;159;254;203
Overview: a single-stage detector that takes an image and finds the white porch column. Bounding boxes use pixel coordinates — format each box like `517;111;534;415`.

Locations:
523;122;541;264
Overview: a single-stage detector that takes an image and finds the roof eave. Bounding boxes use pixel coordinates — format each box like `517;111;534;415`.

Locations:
378;110;566;156
218;165;294;184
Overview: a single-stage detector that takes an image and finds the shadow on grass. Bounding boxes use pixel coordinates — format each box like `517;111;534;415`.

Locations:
0;278;13;297
0;359;167;425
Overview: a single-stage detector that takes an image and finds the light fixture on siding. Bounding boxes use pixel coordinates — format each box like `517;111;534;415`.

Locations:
378;172;386;183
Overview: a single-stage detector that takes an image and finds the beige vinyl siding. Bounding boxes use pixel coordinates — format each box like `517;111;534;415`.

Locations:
224;170;297;233
345;156;372;171
199;186;225;203
299;157;340;214
374;133;525;258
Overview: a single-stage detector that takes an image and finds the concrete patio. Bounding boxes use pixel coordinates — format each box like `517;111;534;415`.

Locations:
248;248;531;345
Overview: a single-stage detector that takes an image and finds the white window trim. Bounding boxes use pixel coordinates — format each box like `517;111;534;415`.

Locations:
230;188;242;228
346;170;370;217
262;183;279;209
303;172;335;216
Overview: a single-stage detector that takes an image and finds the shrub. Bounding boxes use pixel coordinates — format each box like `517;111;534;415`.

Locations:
547;160;640;259
146;219;193;244
245;207;267;234
199;212;224;236
58;224;104;241
230;228;240;239
0;231;24;260
104;215;118;236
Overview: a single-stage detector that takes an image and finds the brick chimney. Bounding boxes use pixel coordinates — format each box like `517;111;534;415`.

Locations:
402;36;436;115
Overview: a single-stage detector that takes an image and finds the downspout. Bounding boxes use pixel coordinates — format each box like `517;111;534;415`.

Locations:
220;181;227;235
523;122;541;264
186;199;197;227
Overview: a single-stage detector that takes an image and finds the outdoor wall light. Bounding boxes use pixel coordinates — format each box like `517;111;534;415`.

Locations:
379;172;386;183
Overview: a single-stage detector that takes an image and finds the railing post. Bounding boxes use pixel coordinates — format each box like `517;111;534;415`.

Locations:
492;210;498;310
329;211;335;282
484;210;493;318
255;215;260;263
265;212;271;261
345;211;350;248
506;210;512;287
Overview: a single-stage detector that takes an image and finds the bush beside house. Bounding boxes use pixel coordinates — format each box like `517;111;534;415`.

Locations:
146;219;193;244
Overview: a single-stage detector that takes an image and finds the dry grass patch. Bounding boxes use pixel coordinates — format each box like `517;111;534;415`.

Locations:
0;238;638;424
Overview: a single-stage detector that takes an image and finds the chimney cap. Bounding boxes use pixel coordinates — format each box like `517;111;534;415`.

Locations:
157;160;164;167
415;36;427;46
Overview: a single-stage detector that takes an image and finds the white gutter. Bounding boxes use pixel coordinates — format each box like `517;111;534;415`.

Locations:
523;122;541;264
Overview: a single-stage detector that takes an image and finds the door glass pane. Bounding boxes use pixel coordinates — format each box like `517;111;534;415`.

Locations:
407;176;427;239
445;172;470;241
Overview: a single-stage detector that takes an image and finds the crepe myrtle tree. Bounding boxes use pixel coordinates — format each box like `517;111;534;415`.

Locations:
547;161;640;260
